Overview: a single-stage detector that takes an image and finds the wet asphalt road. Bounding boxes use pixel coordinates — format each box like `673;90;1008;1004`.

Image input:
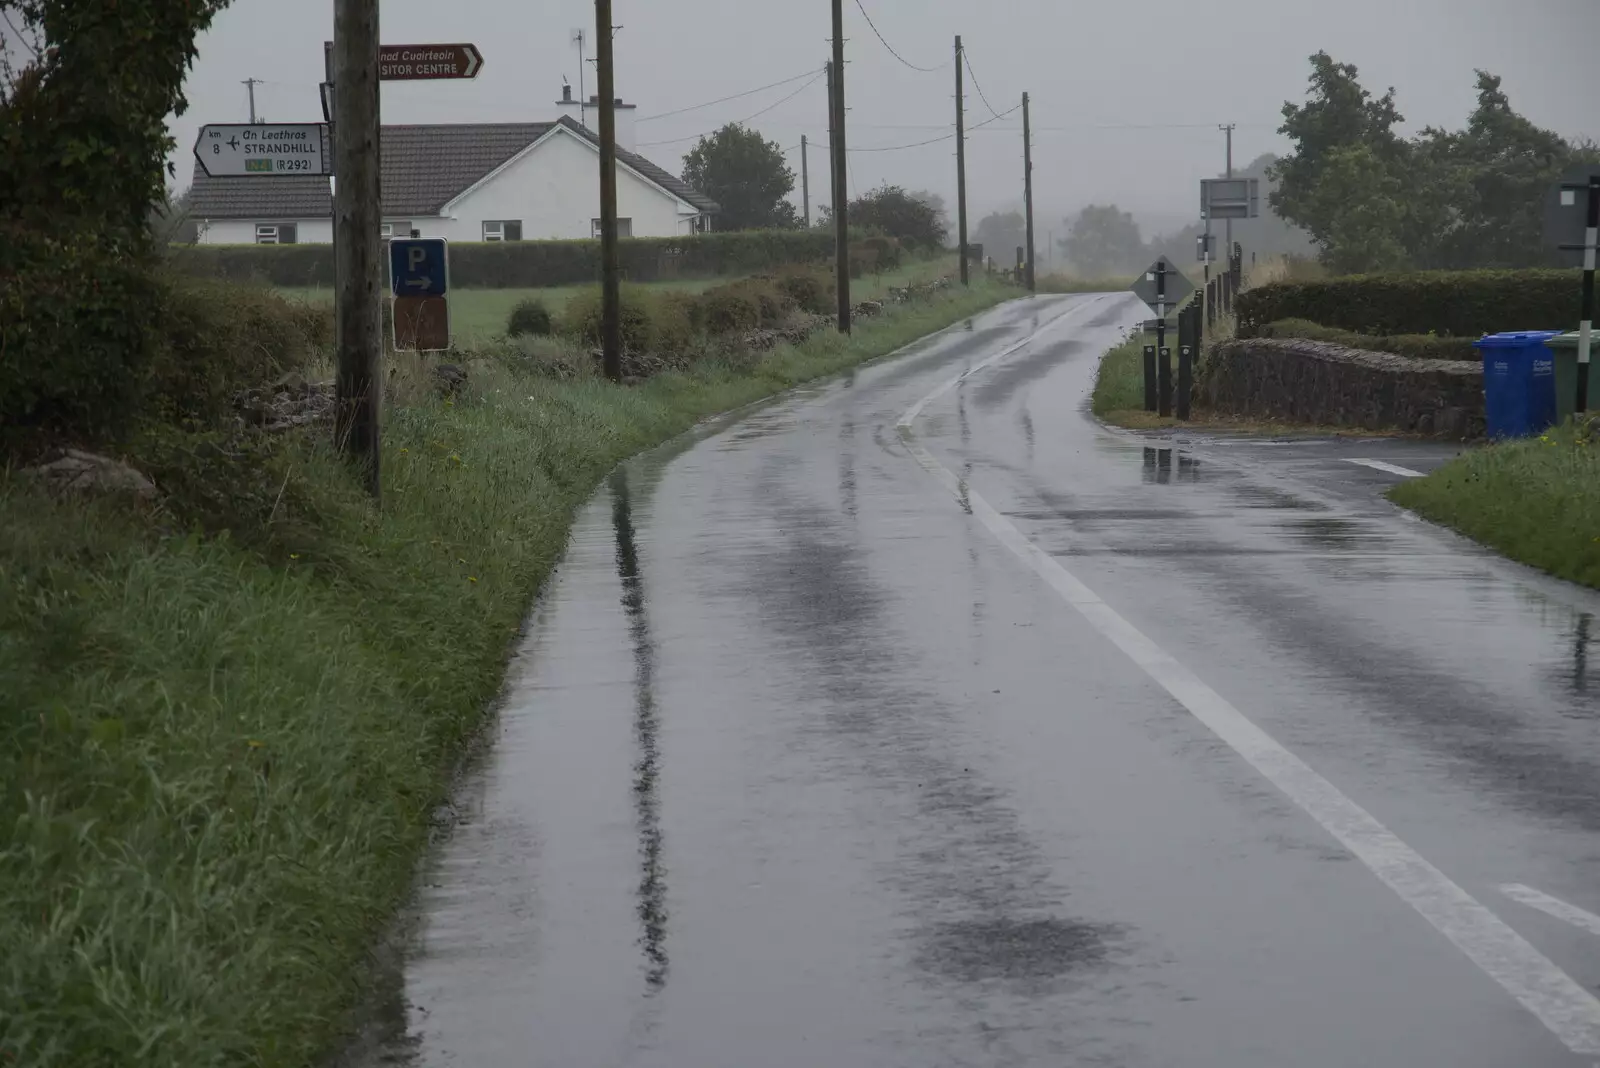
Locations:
371;295;1600;1067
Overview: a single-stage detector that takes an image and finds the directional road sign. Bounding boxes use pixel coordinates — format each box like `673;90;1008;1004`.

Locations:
389;238;449;297
1131;256;1194;313
379;44;483;81
193;124;329;177
1201;177;1260;220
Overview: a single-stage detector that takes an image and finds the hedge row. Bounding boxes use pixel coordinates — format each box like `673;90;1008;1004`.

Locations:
168;230;845;289
1236;269;1586;340
1256;319;1481;361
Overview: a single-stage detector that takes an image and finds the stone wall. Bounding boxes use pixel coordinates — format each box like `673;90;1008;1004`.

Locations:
1198;337;1485;439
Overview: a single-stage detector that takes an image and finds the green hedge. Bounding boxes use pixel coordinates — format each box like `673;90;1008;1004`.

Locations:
168;230;840;289
1257;319;1481;361
1236;269;1585;340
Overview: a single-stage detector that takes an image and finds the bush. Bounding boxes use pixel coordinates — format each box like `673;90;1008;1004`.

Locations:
168;230;842;290
769;266;835;315
1;226;162;443
1236;269;1582;340
696;283;762;334
560;285;695;358
505;298;554;338
1258;318;1481;361
857;235;903;271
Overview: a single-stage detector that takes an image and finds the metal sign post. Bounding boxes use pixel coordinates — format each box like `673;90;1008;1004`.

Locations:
1131;256;1194;417
1544;167;1600;415
1579;176;1598;414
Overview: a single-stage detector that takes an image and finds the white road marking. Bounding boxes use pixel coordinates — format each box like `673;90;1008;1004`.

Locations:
895;313;1600;1056
1346;458;1426;478
1503;885;1600;939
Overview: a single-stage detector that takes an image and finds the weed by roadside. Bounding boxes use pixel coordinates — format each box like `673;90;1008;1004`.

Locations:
1389;419;1600;588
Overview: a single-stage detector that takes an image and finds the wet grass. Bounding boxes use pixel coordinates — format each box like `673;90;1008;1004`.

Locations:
1389;420;1600;588
0;276;1011;1068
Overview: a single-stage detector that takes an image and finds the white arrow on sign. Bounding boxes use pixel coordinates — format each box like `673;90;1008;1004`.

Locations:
194;124;329;178
406;277;432;291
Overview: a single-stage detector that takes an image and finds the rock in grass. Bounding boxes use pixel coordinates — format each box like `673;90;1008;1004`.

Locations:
23;449;158;502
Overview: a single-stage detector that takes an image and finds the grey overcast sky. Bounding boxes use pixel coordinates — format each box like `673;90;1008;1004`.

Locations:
164;0;1599;235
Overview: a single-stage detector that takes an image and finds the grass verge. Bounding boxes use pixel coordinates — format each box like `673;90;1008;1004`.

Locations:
1389;420;1600;588
0;277;1010;1068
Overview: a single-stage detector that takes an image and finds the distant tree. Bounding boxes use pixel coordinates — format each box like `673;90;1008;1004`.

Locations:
973;210;1025;262
1060;204;1144;275
682;123;800;231
1270;51;1406;243
846;183;947;250
907;190;950;243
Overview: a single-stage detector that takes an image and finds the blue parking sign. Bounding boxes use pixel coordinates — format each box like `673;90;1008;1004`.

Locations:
389;238;448;297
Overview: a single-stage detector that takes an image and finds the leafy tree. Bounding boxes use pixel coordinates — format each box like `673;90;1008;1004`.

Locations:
1270;51;1406;242
907;190;950;242
681;123;799;231
1300;144;1411;274
844;183;948;250
973;210;1025;262
1060;204;1144;275
1;0;233;240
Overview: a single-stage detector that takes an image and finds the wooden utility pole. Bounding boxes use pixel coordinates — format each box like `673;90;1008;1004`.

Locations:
1022;91;1035;292
596;0;622;381
243;77;262;123
801;134;810;228
332;0;382;499
955;35;968;286
831;0;851;333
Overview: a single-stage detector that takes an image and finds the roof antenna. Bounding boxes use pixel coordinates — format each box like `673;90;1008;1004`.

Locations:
570;28;587;128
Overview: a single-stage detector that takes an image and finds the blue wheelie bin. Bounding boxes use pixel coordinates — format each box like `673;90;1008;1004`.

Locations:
1477;331;1560;439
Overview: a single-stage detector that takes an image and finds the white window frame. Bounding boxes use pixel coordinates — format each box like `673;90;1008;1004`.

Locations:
591;217;634;239
482;220;523;242
255;224;281;245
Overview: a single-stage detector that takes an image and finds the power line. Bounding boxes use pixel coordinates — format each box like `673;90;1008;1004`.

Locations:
852;0;942;72
1;9;38;57
636;69;821;124
637;69;827;148
847;102;1021;153
961;49;1004;120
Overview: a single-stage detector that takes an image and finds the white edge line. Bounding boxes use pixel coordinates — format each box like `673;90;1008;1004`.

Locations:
1503;884;1600;940
1346;458;1426;478
894;311;1600;1057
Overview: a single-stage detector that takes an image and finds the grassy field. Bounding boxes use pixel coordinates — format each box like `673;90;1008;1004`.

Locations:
1390;419;1600;588
0;275;1012;1068
277;258;967;345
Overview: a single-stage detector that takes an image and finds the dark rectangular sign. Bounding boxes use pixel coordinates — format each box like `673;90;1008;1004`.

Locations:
379;44;483;81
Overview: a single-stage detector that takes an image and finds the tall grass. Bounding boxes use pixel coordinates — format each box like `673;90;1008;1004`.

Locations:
0;278;1011;1068
1389;419;1600;587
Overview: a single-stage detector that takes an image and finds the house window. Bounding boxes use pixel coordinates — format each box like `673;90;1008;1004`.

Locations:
591;218;633;239
255;223;297;245
483;220;523;242
381;221;414;239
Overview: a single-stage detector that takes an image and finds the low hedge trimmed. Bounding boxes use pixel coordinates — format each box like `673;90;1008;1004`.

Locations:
1236;269;1584;340
1257;319;1481;361
168;230;841;290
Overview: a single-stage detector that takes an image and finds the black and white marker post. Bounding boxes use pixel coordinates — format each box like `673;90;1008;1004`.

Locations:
1176;301;1195;421
1579;175;1599;414
1156;259;1173;418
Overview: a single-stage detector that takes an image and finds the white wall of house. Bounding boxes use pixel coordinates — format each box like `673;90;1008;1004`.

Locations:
193;129;703;245
196;218;334;245
440;128;696;241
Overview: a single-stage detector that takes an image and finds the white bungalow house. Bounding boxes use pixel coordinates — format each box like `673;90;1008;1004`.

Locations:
187;110;718;245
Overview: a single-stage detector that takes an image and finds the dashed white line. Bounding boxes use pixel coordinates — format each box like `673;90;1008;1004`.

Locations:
1346;458;1426;478
1503;884;1600;939
895;316;1600;1057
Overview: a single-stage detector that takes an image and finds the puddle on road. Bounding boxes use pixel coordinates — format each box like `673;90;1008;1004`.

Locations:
1140;447;1202;485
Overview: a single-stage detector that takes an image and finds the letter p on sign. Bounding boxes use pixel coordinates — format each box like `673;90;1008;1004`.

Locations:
410;247;427;271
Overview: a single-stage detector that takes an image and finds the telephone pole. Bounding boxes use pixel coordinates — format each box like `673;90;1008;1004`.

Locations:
596;0;622;380
954;35;968;286
242;77;262;123
1022;91;1035;291
801;134;810;228
332;0;382;499
831;0;851;333
1221;123;1236;255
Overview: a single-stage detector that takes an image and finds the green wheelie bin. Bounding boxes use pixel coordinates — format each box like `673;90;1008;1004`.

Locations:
1545;332;1600;426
